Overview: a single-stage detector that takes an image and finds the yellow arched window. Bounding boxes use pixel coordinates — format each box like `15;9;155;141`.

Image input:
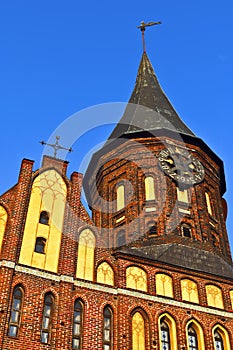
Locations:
206;285;224;309
213;325;231;350
158;313;177;350
181;279;199;304
132;312;146;350
186;319;205;350
145;176;155;201
76;228;95;281
97;261;114;286
126;266;147;292
205;192;213;216
230;290;233;310
156;273;173;298
19;170;67;272
117;184;125;211
0;205;7;252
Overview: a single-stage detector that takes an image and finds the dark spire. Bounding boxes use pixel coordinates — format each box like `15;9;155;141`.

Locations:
108;52;195;140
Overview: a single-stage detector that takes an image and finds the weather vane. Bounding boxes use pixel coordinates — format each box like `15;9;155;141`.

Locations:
40;136;73;158
137;20;162;53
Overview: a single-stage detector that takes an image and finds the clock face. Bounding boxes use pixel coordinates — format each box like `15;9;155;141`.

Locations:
157;146;205;186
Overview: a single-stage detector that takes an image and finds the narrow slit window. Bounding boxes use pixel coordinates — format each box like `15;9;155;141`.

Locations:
181;224;192;238
214;331;224;350
145;176;155;201
160;320;171;350
103;306;113;350
41;293;54;344
72;300;83;349
116;185;125;211
8;286;23;337
39;211;49;225
35;237;46;254
188;326;198;350
205;192;213;216
147;221;157;235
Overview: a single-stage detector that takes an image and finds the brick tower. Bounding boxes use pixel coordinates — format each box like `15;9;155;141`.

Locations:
0;50;233;349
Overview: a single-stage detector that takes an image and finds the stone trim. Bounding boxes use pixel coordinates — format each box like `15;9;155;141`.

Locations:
1;260;233;318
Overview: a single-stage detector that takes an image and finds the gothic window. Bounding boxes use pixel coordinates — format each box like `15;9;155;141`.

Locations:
205;192;213;216
213;325;231;350
132;312;145;350
116;184;125;211
159;314;177;350
186;320;205;350
116;230;126;247
145;176;155;201
8;286;24;337
39;211;49;225
147;221;157;235
19;169;67;273
126;266;147;292
72;299;84;350
76;228;95;281
35;237;46;254
181;224;192;238
156;273;173;298
0;205;7;252
103;306;113;350
214;331;224;350
41;293;54;344
97;262;114;286
160;319;171;350
177;188;189;203
181;279;199;303
206;285;224;309
188;326;198;350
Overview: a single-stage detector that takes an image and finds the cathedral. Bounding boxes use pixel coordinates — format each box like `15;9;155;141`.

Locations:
0;43;233;349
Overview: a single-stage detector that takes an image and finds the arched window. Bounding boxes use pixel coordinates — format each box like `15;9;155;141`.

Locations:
103;306;113;350
41;293;54;344
116;230;126;247
126;266;147;292
206;285;224;309
156;274;173;298
8;286;24;337
186;320;205;350
132;312;145;350
147;221;157;235
145;176;155;201
213;325;231;350
181;279;199;303
116;185;125;211
0;205;7;252
188;326;198;350
97;262;114;286
35;237;46;254
160;319;171;350
214;331;224;350
181;224;192;238
72;299;84;349
39;211;49;225
76;228;95;281
205;192;213;216
158;314;177;350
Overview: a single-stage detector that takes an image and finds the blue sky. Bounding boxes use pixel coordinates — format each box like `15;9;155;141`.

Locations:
0;1;232;248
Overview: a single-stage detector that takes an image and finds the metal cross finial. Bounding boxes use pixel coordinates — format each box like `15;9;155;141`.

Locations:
137;20;162;53
40;136;73;158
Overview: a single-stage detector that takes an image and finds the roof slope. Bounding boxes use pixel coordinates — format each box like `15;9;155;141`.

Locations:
108;52;194;140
